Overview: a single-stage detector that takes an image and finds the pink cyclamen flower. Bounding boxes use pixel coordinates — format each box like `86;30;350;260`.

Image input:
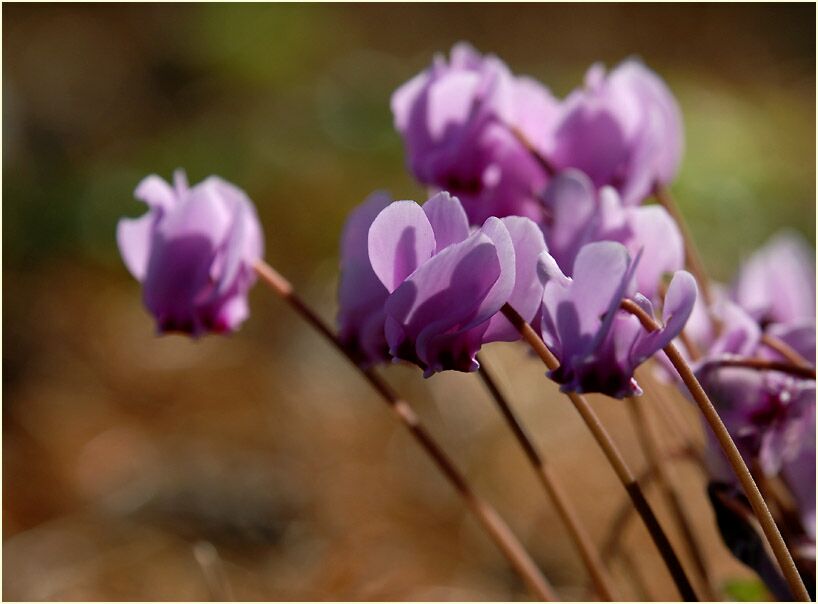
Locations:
368;191;547;377
544;59;684;206
540;169;684;300
337;191;392;367
538;241;697;398
698;363;816;477
392;42;559;225
117;170;264;336
733;230;816;326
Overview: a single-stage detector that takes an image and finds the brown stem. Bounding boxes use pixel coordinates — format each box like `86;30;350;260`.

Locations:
700;357;816;381
627;396;716;600
500;303;699;601
759;333;813;368
507;123;557;177
600;445;703;565
476;355;619;601
253;260;557;601
621;298;811;601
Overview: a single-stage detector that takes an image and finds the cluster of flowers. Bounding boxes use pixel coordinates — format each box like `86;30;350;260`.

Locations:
117;42;815;585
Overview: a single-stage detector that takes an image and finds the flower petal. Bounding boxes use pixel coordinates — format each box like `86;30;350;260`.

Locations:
368;200;436;292
422;191;470;251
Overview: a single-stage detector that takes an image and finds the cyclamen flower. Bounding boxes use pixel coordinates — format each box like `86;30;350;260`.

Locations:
538;241;697;398
392;42;559;225
698;363;816;476
733;230;816;326
337;192;392;366
368;192;547;376
544;59;684;206
540;169;684;300
117;170;264;336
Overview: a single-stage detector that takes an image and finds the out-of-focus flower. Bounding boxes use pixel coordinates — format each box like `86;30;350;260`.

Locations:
544;59;684;206
540;169;683;299
337;192;392;367
117;170;264;336
783;418;816;540
733;230;816;326
538;241;697;398
367;192;547;376
391;42;558;225
698;364;816;476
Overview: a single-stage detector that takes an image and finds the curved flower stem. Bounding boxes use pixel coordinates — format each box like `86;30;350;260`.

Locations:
621;298;811;601
627;396;716;600
253;260;557;601
701;357;816;381
759;333;813;368
475;354;619;601
500;303;699;601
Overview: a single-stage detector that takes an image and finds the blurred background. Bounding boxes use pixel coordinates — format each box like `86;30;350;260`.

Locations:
3;3;815;601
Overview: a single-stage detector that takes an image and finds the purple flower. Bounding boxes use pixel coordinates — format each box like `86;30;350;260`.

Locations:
698;358;815;477
337;191;392;366
782;420;816;540
733;230;816;325
544;60;684;206
367;192;547;376
391;42;558;225
117;170;264;336
538;241;697;398
540;169;684;299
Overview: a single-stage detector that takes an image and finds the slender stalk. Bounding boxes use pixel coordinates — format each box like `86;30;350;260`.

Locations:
600;445;702;566
700;357;816;381
621;298;811;601
253;260;557;601
500;303;699;601
627;396;716;600
507;123;557;177
476;354;618;601
760;333;813;368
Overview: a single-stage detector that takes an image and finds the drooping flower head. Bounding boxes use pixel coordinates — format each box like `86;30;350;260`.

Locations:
117;170;264;336
367;191;547;376
392;42;559;225
337;191;392;367
698;363;816;477
538;241;697;398
540;169;684;300
733;230;816;326
544;59;684;206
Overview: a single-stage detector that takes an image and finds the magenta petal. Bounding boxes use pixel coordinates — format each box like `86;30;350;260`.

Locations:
632;270;697;362
626;205;684;299
134;174;177;211
484;216;548;342
422;191;470;251
368;200;436;292
117;212;156;281
385;231;500;373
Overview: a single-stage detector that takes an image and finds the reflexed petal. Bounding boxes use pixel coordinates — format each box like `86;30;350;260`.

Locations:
368;200;436;292
422;191;470;251
632;270;697;362
626;205;684;299
117;212;156;281
484;216;548;342
134;174;176;211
